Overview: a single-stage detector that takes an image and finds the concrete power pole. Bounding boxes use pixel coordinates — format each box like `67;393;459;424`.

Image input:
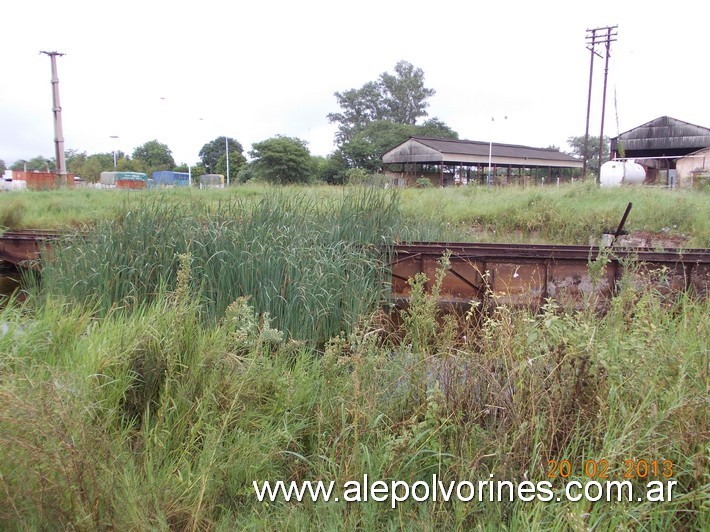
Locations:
40;51;68;184
582;26;617;182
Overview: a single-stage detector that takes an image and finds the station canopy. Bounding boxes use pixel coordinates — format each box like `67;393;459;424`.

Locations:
382;136;583;170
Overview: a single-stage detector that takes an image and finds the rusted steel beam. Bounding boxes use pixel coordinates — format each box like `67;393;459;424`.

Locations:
389;241;710;310
393;242;710;264
0;230;63;266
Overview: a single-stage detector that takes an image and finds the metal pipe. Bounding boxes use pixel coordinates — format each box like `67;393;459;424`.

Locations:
612;202;633;246
225;135;230;186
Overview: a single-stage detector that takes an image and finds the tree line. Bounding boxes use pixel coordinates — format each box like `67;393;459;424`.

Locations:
2;61;606;185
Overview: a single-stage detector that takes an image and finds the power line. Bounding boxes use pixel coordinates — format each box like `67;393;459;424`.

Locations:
582;26;618;180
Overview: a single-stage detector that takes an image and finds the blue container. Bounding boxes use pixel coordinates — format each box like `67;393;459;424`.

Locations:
152;171;190;187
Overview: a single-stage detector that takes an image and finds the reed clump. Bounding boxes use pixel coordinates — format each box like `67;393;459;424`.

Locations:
38;188;401;344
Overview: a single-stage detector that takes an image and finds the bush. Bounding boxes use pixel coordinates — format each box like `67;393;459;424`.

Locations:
415;177;434;188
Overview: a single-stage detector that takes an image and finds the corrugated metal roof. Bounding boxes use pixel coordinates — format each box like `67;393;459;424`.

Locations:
382;136;582;166
612;116;710;152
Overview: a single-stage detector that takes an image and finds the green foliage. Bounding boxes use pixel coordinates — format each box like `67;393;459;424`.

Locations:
340;120;414;172
416;117;459;139
248;135;314;185
310;155;329;183
10;155;54;172
415;177;434;188
320;151;350;185
0;158;6;174
328;60;436;145
236;162;257;184
68;153;111;182
65;149;87;177
198;136;246;175
214;150;246;181
132;139;175;172
0;198;26;229
344;168;371;185
328;62;457;173
38;189;401;344
566;135;610;175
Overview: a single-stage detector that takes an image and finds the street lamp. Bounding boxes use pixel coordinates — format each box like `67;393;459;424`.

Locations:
110;135;119;169
487;115;508;187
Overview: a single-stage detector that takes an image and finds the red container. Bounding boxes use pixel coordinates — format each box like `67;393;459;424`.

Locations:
116;179;146;189
12;171;75;190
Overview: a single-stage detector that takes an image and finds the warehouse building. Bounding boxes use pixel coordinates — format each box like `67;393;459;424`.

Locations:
610;116;710;187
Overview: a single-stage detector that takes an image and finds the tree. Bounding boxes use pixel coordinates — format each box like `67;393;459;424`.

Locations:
248;136;313;185
566;135;610;176
340;120;414;173
0;159;6;175
379;61;436;125
79;156;104;183
417;118;459;140
66;153;113;182
214;150;246;179
328;60;435;144
66;150;87;177
10;155;54;172
132;140;175;171
199;137;246;174
320;151;350;185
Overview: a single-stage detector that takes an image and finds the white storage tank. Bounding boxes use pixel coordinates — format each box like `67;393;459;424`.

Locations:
600;160;646;187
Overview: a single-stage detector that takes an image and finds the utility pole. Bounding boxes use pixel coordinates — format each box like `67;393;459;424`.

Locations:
582;26;617;182
225;135;230;186
40;50;68;184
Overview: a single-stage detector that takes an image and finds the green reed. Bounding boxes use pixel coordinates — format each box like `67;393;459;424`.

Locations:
37;188;401;344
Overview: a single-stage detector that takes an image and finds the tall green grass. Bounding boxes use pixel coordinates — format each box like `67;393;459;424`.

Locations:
37;188;402;344
2;182;708;246
1;258;707;529
401;181;710;246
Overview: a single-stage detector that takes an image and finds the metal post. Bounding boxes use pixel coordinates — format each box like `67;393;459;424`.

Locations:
40;51;67;184
487;137;493;187
225;136;230;186
110;135;119;168
488;116;508;186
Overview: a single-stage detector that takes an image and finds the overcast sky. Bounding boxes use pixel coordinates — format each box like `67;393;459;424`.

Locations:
2;0;709;167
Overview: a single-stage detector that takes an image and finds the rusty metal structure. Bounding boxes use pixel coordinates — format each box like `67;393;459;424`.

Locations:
0;231;62;267
388;241;710;311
